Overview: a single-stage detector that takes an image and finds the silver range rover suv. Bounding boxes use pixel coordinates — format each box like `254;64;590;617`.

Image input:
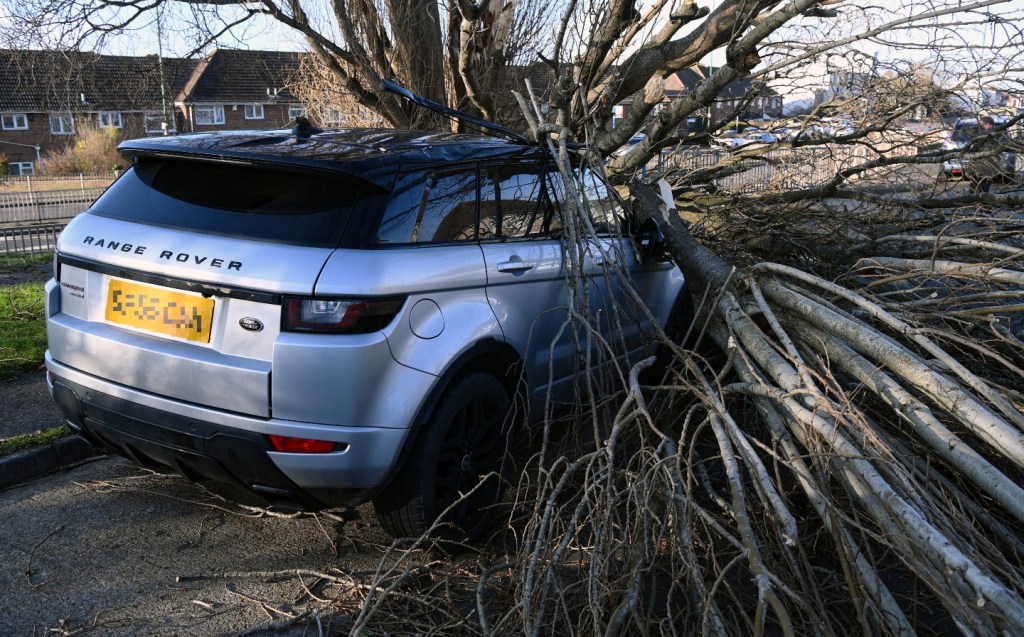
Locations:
45;123;684;541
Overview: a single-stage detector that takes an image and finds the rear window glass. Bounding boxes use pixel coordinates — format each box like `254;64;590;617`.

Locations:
377;169;478;244
88;158;381;248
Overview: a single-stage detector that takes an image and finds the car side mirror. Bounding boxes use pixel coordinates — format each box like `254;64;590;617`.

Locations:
634;217;665;263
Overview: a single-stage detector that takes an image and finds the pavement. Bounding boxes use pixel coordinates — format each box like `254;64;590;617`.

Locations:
0;371;103;490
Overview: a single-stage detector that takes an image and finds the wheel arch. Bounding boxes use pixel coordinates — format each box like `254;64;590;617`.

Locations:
373;338;525;498
414;337;524;429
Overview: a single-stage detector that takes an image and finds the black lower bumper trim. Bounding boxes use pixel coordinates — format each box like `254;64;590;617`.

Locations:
49;375;363;509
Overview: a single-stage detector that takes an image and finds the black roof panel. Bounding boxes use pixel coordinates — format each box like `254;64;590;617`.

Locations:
118;128;548;188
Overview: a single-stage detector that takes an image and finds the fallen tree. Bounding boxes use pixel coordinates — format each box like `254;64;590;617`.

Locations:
330;154;1024;636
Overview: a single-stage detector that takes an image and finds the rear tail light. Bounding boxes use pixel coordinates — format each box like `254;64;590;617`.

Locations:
282;297;404;333
268;435;337;454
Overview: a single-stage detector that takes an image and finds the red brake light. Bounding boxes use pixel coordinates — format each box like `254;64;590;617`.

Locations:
268;435;337;454
282;297;404;333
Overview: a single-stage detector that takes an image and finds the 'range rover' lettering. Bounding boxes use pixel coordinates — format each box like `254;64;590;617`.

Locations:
158;250;241;270
79;237;240;270
82;236;146;254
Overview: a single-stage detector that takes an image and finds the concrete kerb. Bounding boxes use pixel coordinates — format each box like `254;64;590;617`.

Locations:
0;435;104;490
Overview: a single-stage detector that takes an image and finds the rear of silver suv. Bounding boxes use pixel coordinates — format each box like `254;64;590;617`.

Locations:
45;127;684;541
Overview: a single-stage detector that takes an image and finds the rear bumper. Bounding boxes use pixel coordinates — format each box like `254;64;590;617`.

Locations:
942;159;964;176
46;352;410;509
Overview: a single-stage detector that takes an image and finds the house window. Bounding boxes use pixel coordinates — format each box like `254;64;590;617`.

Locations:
49;112;75;135
195;105;225;126
98;111;122;128
144;111;175;134
244;104;264;120
612;104;625;128
8;162;34;176
321;106;347;126
1;113;28;130
288;105;306;120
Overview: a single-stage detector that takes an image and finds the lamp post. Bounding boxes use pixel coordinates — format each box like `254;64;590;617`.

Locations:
156;4;171;135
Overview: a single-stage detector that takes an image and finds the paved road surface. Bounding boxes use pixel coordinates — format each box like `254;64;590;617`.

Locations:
0;456;398;636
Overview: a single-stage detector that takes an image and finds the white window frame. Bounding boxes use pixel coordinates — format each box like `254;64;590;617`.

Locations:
1;112;28;130
9;161;35;176
49;112;75;135
288;105;306;120
244;104;264;120
143;111;175;134
321;105;347;126
98;111;123;129
194;105;225;126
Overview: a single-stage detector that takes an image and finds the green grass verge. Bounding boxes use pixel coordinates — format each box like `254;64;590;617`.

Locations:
1;267;49;381
0;425;71;456
0;251;53;272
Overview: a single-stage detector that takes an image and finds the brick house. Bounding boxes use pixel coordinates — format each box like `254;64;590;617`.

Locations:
672;66;783;124
175;49;303;133
0;48;305;176
0;49;199;175
611;65;784;132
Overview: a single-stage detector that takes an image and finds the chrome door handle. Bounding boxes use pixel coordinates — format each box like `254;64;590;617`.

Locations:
496;261;535;273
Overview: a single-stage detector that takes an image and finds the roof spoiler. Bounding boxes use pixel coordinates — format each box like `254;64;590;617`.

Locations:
381;79;532;144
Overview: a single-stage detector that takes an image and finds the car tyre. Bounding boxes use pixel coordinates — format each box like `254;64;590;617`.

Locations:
643;289;697;384
373;373;514;543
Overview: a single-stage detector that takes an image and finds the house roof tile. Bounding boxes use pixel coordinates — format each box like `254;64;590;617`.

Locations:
0;49;197;112
177;49;301;104
673;65;779;99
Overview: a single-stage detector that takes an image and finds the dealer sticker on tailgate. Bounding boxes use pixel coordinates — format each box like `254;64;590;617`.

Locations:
105;279;215;343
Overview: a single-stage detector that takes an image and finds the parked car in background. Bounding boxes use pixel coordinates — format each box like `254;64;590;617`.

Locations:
941;117;1018;181
733;132;777;149
789;125;824;142
712;131;745;148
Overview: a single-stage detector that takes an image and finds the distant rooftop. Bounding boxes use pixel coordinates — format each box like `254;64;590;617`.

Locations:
0;49;197;111
178;49;302;104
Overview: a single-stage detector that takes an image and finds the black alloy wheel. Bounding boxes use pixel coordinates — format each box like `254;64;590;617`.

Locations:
373;373;514;543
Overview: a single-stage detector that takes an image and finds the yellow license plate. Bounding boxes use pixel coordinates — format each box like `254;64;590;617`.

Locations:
105;279;215;343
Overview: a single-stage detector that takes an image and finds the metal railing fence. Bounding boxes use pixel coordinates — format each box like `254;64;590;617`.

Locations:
1;223;64;255
0;188;107;224
645;143;920;193
0;172;116;193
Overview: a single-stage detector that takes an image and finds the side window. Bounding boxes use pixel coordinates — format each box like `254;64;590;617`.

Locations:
377;173;427;244
579;168;624;235
376;170;478;244
479;164;561;240
545;167;621;235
